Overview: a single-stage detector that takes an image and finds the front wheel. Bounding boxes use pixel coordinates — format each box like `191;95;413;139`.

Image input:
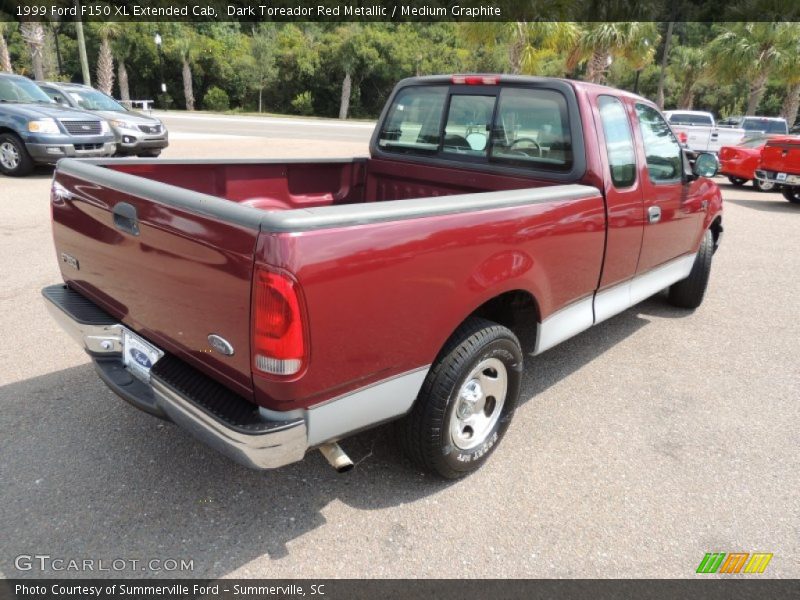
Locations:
727;176;747;187
754;178;775;192
782;187;800;204
668;229;714;309
0;133;34;177
399;317;522;479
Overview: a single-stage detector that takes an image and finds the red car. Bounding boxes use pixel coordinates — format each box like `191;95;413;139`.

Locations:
756;135;800;203
41;76;723;479
719;136;776;192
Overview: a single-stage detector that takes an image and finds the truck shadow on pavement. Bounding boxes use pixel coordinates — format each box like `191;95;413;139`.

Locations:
0;295;683;578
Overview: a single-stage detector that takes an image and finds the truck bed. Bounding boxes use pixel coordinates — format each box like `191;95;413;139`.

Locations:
52;157;604;410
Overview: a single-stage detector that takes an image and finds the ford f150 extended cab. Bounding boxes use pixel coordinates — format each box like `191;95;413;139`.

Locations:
43;76;723;479
755;135;800;203
664;110;745;154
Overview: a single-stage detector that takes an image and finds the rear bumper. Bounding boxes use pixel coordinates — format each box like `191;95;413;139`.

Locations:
114;130;169;154
41;284;308;470
755;169;800;187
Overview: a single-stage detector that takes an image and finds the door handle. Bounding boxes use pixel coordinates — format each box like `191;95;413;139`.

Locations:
647;206;661;224
112;202;140;236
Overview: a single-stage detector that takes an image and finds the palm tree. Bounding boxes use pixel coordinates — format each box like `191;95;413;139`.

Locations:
706;23;790;115
112;30;133;102
656;22;674;110
669;46;709;110
19;21;45;80
775;34;800;129
168;25;198;111
94;22;120;96
581;23;658;85
0;22;12;73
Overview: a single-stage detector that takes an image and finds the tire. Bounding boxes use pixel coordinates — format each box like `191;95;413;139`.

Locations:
753;178;776;192
727;176;747;187
668;229;714;309
782;187;800;204
0;133;34;177
399;317;523;479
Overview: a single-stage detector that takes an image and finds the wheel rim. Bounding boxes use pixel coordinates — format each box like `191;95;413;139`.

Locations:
449;357;507;450
0;141;20;170
758;180;775;192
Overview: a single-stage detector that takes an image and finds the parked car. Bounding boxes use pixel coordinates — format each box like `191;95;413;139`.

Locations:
755;135;800;203
664;110;744;154
718;115;788;136
37;81;168;157
718;135;776;192
42;75;723;479
0;73;115;176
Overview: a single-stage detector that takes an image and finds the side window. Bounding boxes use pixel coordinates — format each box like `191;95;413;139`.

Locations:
377;86;447;152
442;95;496;156
635;103;682;183
598;96;636;188
40;87;62;104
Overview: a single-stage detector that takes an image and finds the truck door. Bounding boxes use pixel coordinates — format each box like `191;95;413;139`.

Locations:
593;95;645;294
632;103;705;273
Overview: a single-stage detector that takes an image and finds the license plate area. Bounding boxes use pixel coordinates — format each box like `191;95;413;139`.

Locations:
777;172;787;182
122;328;164;383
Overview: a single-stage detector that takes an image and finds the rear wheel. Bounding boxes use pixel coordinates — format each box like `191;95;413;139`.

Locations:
0;133;34;177
782;187;800;204
727;176;747;187
668;229;714;309
399;317;522;479
754;178;775;192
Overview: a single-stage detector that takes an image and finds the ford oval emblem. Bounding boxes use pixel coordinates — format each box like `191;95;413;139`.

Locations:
208;334;234;356
129;348;152;369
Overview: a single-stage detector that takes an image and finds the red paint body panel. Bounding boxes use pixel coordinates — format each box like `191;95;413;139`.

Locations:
719;144;763;181
760;136;800;176
49;78;723;413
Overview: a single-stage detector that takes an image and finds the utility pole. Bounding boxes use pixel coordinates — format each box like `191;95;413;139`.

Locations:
74;0;90;85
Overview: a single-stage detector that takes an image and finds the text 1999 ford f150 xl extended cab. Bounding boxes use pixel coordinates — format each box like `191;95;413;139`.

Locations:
43;76;723;479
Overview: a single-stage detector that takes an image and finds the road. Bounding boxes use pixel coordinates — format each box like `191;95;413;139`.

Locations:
0;125;798;579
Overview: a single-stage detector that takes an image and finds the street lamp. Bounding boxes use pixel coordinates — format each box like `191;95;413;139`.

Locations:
154;33;166;96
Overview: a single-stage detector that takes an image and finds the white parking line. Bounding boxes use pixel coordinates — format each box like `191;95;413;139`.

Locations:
168;132;257;140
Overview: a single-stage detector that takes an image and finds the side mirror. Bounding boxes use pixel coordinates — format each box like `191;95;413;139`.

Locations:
693;152;719;178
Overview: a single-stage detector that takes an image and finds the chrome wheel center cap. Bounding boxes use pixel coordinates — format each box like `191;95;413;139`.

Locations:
457;379;483;419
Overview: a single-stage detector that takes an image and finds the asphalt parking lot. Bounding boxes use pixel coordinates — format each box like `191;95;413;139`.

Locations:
0;118;798;579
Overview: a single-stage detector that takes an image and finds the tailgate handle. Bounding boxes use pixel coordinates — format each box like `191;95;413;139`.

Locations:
113;202;140;236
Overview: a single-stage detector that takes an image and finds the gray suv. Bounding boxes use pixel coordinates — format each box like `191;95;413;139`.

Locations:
0;73;116;176
38;82;168;157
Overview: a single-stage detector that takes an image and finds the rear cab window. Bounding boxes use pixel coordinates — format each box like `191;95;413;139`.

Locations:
377;81;576;175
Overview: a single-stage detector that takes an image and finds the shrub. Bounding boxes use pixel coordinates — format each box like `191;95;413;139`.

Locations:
291;91;314;116
203;86;230;112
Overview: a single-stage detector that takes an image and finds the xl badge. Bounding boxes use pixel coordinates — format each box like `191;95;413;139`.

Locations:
61;252;79;270
208;334;234;356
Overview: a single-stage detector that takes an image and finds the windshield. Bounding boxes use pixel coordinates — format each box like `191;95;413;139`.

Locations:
0;77;55;104
742;118;787;134
668;113;713;126
68;88;127;112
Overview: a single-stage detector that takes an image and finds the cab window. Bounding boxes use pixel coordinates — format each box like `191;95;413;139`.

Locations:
635;104;682;183
598;96;636;188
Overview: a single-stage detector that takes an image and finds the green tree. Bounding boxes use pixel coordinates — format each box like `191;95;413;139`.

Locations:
19;20;45;80
775;34;800;127
249;24;277;113
669;46;709;109
93;22;120;95
166;24;198;110
706;23;791;115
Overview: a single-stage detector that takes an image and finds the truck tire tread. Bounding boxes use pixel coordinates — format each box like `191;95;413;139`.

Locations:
668;229;714;309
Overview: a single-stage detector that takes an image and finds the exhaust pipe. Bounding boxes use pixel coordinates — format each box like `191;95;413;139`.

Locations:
319;443;354;473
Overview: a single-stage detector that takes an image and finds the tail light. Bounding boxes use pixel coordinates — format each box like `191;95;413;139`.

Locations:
677;131;688;144
451;75;500;85
252;266;306;377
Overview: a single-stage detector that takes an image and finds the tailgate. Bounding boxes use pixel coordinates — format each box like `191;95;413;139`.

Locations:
762;137;800;173
51;159;261;398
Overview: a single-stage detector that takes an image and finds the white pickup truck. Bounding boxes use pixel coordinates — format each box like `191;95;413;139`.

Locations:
665;110;745;154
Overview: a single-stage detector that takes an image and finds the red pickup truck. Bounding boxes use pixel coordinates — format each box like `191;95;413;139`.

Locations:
43;76;723;479
755;135;800;203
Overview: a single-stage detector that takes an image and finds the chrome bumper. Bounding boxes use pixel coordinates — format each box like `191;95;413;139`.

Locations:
42;285;308;470
755;169;800;186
